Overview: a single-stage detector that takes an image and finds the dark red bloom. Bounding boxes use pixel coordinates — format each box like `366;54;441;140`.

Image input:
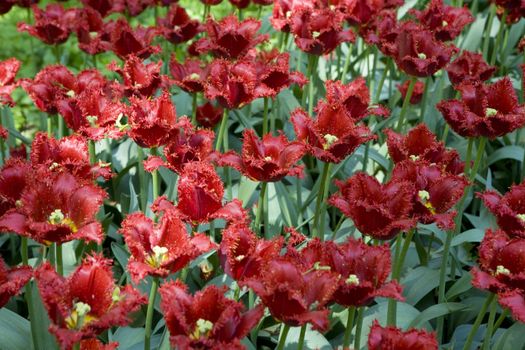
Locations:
120;205;216;283
0;168;107;245
290;5;355;55
0;159;31;217
385;21;457;77
17;4;76;45
9;144;27;160
109;55;163;97
219;224;283;282
79;339;118;350
162;118;215;173
396;80;425;104
73;7;109;55
169;58;208;94
359;9;399;53
0;58;21;106
337;0;394;26
108;19;159;59
411;0;473;41
244;253;339;331
200;0;223;4
384;124;464;175
35;255;146;350
157;4;201;44
204;59;268;110
80;0;122;17
302;238;403;307
329;172;416;240
228;0;250;8
217;129;305;182
446;50;496;86
193;16;268;59
128;91;178;148
176;162;247;225
159;281;264;350
30;132;112;181
392;160;468;230
493;0;525;23
196;102;223;128
368;320;438;350
252;50;307;98
0;257;32;308
479;182;525;238
437;78;525;139
471;229;525;322
271;0;315;33
290;107;375;163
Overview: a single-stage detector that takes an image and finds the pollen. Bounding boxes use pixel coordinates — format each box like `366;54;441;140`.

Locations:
418;190;436;215
442;20;448;27
409;155;420;161
66;90;75;98
65;302;94;330
145;246;169;268
496;265;511;276
188;73;201;80
485;108;498;117
517;214;525;222
86;115;98;127
48;209;78;232
418;53;427;60
264;156;273;161
323;134;339;149
312;31;321;38
346;274;360;286
190;318;214;340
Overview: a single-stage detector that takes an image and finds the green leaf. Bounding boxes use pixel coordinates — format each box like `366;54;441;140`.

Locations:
112;242;130;272
446;273;473;300
409;302;467;328
451;229;485;247
402;266;441;305
284;325;331;350
31;282;58;350
461;15;487;51
493;322;525;350
0;308;31;350
486;146;523;165
112;327;145;350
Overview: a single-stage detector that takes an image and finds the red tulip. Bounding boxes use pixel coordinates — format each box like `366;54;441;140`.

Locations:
80;0;122;17
35;255;146;350
437;78;525;139
217;129;305;182
79;339;118;350
18;4;76;45
159;281;264;349
108;19;159;59
157;4;201;44
396;80;425;104
0;58;21;106
169;58;208;94
0;257;32;308
446;50;496;86
109;55;163;98
196;102;223;128
368;320;438;350
0;159;31;218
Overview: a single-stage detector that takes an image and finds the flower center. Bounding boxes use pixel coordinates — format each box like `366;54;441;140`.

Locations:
264;156;273;162
442;20;448;27
409;155;420;161
115;113;130;132
48;209;78;232
495;265;510;276
417;53;427;59
485;108;498;117
190;318;214;340
345;274;360;286
188;73;201;80
66;90;75;98
65;302;95;330
145;246;169;268
86;115;98;127
418;190;436;215
312;31;321;38
517;214;525;222
323;134;339;149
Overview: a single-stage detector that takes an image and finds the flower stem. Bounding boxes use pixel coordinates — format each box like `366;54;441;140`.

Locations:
151;147;159;201
22;237;39;350
308;55;319;117
297;324;307;350
494;308;509;329
482;5;496;61
276;324;290;350
55;243;63;276
214;109;228;152
262;97;269;135
88;140;96;165
462;293;495;350
191;93;198;125
137;146;147;212
342;307;356;349
341;43;353;84
313;162;331;239
395;76;417;133
354;307;365;350
47;116;53;137
374;59;391;103
144;277;159;350
482;295;497;350
254;181;267;237
387;229;415;326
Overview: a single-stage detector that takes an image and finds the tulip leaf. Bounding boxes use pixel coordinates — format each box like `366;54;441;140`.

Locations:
492;322;525;350
30;282;58;350
409;302;467;328
0;308;31;350
446;273;473;300
486;145;523;165
402;266;442;305
451;229;485;247
284;325;331;350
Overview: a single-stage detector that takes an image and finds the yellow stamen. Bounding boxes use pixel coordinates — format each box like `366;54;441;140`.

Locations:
418;190;436;215
346;274;360;286
190;318;214;340
323;134;339;150
496;265;510;276
485;108;498;117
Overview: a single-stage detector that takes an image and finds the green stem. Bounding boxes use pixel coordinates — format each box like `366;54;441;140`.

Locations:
88;140;96;165
296;178;303;227
342;307;356;349
374;59;391;103
47;116;53;137
494;308;509;329
462;293;495;350
254;181;267;236
214;109;228;152
354;307;364;350
483;5;497;61
151;147;159;201
482;296;497;350
191;93;198;125
73;343;80;350
22;238;39;350
271;98;278;133
137;146;147;211
490;10;507;66
55;243;63;276
262;97;269;135
144;277;159;350
297;324;307;350
307;55;319;117
276;324;290;350
313;162;331;239
387;229;415;326
419;77;431;122
395;77;417;132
